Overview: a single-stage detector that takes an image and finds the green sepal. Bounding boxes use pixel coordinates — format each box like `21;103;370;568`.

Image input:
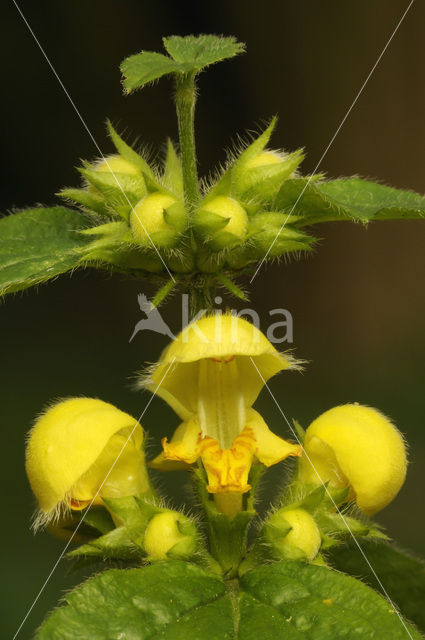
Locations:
231;119;277;185
152;278;177;307
195;466;259;577
148;228;181;249
193;209;231;235
162;200;187;232
293;418;306;444
210;230;243;251
251;224;315;258
121;35;245;93
58;187;112;217
163;139;184;198
167;247;195;273
68;525;144;561
202;169;233;202
317;510;389;541
236;148;305;200
68;496;162;562
216;272;247;300
196;248;226;273
106;120;155;178
79;168;146;215
225;245;257;270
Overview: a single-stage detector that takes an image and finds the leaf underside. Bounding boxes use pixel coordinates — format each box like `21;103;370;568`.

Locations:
37;560;423;639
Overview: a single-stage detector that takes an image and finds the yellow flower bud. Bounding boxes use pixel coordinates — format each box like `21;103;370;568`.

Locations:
130;192;181;247
26;398;149;527
95;155;140;175
270;508;321;561
143;511;197;560
299;404;407;514
204;196;248;239
245;151;281;169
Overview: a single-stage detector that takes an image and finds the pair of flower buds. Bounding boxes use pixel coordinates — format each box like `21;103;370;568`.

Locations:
26;315;407;531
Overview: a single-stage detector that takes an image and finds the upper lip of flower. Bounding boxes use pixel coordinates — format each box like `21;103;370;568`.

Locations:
139;314;301;422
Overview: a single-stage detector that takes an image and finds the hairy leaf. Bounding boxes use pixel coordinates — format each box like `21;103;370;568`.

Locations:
276;177;425;224
0;207;94;295
37;561;233;640
239;561;422;639
163;34;245;68
121;35;245;93
328;541;425;634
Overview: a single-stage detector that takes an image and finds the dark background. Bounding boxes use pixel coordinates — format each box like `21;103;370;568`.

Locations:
1;1;424;637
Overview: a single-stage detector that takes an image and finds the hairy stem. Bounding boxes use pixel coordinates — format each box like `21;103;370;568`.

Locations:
175;72;200;210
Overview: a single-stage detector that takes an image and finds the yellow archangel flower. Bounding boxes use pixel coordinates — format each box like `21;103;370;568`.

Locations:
299;404;407;514
144;315;302;497
25;397;149;528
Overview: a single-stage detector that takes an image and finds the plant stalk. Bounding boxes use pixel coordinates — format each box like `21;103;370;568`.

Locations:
175;72;200;211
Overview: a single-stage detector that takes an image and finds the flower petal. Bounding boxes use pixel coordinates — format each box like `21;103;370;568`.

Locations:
141;314;297;420
26;398;143;514
155;419;202;467
247;409;302;466
200;430;255;494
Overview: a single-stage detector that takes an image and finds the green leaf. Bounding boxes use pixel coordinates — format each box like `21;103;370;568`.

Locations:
121;35;245;93
121;51;181;92
276;177;425;225
37;561;234;640
328;541;425;634
318;178;425;221
163;34;245;68
0;207;94;295
239;561;422;639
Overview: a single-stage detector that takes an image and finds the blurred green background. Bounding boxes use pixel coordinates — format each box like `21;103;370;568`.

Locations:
1;0;424;637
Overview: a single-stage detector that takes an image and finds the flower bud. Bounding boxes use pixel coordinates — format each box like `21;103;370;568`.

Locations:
195;196;248;250
26;398;149;528
245;151;281;169
95;155;140;176
143;511;197;560
266;508;321;561
235;149;304;199
130;192;186;248
299;404;407;514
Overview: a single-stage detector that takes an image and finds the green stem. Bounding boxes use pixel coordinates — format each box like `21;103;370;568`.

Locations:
175;72;200;210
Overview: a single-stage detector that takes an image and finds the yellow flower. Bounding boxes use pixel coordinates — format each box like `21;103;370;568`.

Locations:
26;398;149;527
299;404;407;514
144;315;301;498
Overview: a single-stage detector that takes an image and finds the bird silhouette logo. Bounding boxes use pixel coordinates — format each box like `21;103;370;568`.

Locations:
129;294;175;342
